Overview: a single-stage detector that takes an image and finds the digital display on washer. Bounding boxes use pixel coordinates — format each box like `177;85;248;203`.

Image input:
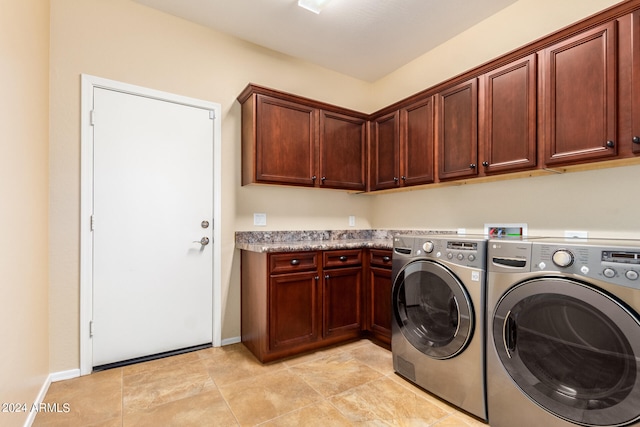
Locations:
602;251;640;264
447;242;477;251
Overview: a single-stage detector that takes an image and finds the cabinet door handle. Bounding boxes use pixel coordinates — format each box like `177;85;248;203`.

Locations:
325;274;330;279
311;175;317;181
469;163;477;169
401;176;406;181
339;255;348;262
382;256;391;262
633;136;640;144
482;161;489;167
290;259;300;266
606;140;615;148
321;176;326;183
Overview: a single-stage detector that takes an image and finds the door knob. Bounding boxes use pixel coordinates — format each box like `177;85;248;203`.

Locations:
194;237;210;245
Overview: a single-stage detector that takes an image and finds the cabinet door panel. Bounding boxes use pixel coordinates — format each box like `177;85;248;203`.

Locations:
402;97;435;186
369;266;392;345
323;267;362;339
269;272;320;351
256;95;317;185
543;22;617;165
371;111;400;190
482;54;537;173
319;111;366;190
437;79;479;180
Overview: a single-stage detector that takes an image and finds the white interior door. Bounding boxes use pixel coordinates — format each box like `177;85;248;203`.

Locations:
92;87;214;367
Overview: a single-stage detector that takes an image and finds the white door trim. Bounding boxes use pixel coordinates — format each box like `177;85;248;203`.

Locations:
80;74;222;375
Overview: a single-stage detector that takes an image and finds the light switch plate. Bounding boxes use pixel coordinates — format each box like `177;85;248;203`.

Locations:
348;215;355;227
253;213;267;226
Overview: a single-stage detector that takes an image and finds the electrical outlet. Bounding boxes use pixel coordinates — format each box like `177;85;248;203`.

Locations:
564;230;588;238
348;215;355;227
253;213;267;226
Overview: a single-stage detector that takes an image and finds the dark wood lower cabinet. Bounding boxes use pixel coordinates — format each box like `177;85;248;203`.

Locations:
323;267;362;339
241;248;391;362
269;271;321;352
367;249;393;346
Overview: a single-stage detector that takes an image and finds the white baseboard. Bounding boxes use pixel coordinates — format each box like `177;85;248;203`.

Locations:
220;336;241;346
23;369;81;427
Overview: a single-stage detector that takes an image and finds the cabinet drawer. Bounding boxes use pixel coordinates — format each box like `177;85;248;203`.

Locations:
323;249;362;268
370;249;392;269
269;252;318;274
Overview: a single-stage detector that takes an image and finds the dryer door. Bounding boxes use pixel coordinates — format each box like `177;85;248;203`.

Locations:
493;277;640;427
393;259;473;359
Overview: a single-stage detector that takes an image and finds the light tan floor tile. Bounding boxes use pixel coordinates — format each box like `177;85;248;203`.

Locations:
122;351;201;377
291;352;384;397
33;368;122;427
345;340;394;375
260;401;352;427
123;390;237;427
123;359;215;412
196;342;246;360
329;376;450;424
217;369;322;426
200;344;285;387
33;340;485;426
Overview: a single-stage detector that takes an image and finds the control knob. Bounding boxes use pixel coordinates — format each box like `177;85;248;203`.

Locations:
422;241;434;253
552;250;574;267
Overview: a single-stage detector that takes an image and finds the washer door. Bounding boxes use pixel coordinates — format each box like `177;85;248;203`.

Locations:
493;277;640;427
393;259;474;359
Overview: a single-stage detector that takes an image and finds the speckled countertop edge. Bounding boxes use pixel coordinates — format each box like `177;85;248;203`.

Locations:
235;229;457;253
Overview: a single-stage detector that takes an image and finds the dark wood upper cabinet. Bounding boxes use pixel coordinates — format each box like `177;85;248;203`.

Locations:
541;21;617;166
437;78;479;181
632;11;640;154
480;54;537;174
401;97;435;185
371;111;400;190
244;94;317;186
238;84;367;190
319;110;367;191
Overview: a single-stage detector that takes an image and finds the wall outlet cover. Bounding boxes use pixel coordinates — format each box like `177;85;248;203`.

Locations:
253;213;267;226
564;230;588;238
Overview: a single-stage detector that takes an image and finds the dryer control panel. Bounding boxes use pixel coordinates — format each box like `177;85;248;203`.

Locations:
531;240;640;290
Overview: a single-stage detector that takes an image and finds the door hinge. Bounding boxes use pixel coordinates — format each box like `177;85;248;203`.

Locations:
89;320;94;338
90;215;95;231
90;110;96;126
209;110;215;120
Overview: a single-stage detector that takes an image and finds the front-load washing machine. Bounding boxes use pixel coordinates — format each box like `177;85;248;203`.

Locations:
487;238;640;427
392;234;487;420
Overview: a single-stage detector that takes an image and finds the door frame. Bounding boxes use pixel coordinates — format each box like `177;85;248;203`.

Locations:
79;74;222;375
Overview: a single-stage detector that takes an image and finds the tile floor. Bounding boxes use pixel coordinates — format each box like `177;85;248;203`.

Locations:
34;340;487;426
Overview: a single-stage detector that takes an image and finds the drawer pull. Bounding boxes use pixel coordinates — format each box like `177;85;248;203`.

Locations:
339;256;348;262
290;259;300;266
383;256;391;262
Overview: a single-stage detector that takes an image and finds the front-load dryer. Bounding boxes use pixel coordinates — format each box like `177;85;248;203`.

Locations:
392;235;487;420
487;238;640;427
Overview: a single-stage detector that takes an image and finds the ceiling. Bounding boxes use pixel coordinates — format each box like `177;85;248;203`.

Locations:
134;0;519;82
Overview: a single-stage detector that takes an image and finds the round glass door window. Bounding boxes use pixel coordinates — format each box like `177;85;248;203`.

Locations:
493;278;640;426
393;260;473;359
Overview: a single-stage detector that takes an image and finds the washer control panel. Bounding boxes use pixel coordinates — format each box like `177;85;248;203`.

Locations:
531;241;640;290
414;237;486;269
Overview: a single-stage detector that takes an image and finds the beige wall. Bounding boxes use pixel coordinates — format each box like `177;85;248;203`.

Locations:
48;0;635;374
48;0;374;372
0;0;50;425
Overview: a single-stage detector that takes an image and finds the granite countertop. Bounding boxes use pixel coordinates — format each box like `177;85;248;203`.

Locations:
235;229;457;253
